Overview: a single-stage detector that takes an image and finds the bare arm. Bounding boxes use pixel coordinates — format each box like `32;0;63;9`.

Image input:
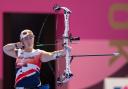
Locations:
3;42;23;58
3;43;17;58
40;50;65;62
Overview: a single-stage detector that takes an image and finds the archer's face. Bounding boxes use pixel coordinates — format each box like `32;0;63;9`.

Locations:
22;35;35;49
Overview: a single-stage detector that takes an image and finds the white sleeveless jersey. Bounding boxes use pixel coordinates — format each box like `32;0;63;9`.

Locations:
15;49;42;85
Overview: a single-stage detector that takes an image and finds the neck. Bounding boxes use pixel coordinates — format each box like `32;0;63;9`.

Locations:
24;47;33;52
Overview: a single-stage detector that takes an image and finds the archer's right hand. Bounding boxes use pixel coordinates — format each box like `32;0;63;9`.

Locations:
15;42;24;49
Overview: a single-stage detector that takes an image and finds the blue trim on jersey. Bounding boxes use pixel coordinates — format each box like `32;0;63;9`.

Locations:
16;72;41;88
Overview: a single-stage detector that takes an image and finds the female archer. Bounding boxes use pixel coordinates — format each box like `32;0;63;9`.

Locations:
3;29;66;89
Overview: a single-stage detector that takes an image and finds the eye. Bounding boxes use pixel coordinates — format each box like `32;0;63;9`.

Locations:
31;35;35;38
29;35;34;39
